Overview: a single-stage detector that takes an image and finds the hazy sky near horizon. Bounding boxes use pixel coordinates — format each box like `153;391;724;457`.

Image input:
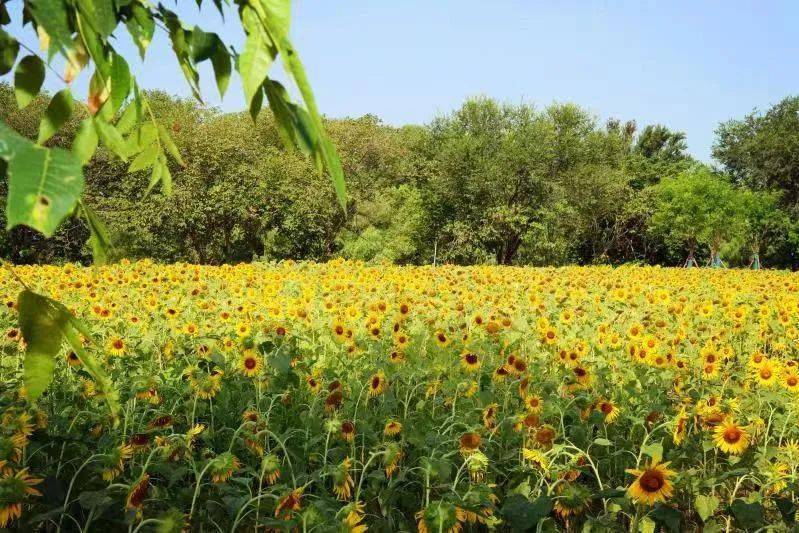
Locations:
6;1;798;161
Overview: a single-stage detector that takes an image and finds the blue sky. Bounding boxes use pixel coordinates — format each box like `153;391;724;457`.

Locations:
7;1;799;161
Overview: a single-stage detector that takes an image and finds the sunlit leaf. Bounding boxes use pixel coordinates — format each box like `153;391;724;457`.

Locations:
1;123;84;237
38;88;73;144
72;118;98;165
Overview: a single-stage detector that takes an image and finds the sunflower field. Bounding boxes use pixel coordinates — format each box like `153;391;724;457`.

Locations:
1;261;799;531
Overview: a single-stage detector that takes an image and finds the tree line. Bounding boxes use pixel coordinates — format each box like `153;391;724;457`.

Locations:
2;83;798;268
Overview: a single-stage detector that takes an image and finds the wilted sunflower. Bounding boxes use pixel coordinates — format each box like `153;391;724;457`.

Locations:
339;501;368;533
482;403;498;429
416;500;465;533
332;458;355;500
626;459;675;505
384;420;402;437
126;473;150;516
713;418;750;455
102;444;134;481
261;453;281;485
0;463;42;528
553;481;592;518
341;420;356;442
459;432;481;456
275;488;303;519
383;442;403;478
210;452;241;483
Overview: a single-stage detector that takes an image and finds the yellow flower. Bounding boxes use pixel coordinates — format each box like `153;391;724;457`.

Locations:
626;459;675;505
238;350;262;377
384;420;402;437
713;418;750;455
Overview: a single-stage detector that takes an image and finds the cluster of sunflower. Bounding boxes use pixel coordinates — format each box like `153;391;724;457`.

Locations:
1;261;799;530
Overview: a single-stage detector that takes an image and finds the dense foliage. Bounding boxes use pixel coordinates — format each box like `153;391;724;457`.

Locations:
2;262;799;531
3;85;796;269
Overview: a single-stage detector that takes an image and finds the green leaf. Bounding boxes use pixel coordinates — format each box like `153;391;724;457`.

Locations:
38;88;73;144
76;0;116;38
29;0;73;58
125;3;154;58
260;0;291;39
115;101;140;135
14;55;46;108
0;28;19;75
72;118;98;165
0;121;30;157
108;53;131;114
94;118;128;160
81;201;112;264
695;494;719;522
144;158;163;197
128;142;158;172
157;124;185;166
273;33;347;210
238;6;275;110
641;441;663;462
160;7;201;100
593;437;613;446
649;504;681;533
774;497;796;524
18;290;71;400
3;131;84;237
500;494;553;531
729;500;764;530
210;39;231;98
249;83;264;122
190;26;217;62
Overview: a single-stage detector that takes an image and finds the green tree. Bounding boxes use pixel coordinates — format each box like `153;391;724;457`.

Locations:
649;166;745;267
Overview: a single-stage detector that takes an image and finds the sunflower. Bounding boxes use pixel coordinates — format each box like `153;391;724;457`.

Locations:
783;371;799;393
384;420;402;437
434;330;450;348
597;400;620;423
713;418;750;455
672;408;689;445
368;371;386;397
238;350;262;377
522;448;549;472
107;336;126;356
626;459;675;505
0;465;42;528
460;352;481;372
332;458;354;500
754;359;779;387
525;395;543;414
65;350;81;367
